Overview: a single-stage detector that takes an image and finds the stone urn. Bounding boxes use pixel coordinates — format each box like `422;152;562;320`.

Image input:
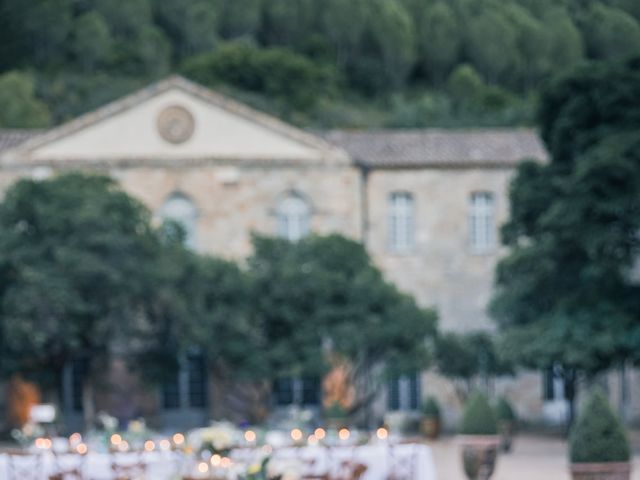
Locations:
497;420;515;453
459;436;500;480
570;462;631;480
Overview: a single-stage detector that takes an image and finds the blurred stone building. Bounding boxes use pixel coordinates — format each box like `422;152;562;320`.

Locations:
1;76;628;430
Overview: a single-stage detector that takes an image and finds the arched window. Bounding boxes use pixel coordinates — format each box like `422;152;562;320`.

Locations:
277;193;311;241
389;192;415;252
160;193;198;249
469;191;495;252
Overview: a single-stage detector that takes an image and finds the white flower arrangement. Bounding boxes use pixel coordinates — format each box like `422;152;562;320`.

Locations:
189;421;240;453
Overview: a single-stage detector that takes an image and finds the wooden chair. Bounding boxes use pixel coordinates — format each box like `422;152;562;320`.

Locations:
334;461;367;480
109;450;147;480
301;457;330;480
5;449;44;480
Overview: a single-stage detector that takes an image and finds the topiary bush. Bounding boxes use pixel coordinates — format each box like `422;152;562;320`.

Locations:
460;392;498;435
496;397;516;422
422;396;441;418
569;389;630;463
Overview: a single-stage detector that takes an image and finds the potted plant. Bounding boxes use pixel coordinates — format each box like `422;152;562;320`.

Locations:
569;389;631;480
421;396;441;440
495;397;517;453
458;392;499;480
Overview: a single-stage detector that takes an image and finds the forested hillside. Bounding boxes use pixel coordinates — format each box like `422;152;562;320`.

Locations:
0;0;639;129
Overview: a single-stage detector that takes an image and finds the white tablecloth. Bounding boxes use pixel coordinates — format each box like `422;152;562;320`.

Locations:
274;443;437;480
0;443;437;480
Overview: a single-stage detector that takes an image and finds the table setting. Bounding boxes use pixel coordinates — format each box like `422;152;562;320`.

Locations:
0;422;437;480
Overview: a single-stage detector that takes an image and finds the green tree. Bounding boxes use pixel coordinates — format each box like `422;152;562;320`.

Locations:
447;64;485;109
70;12;113;71
543;7;585;73
321;0;370;70
182;42;339;111
216;0;263;39
0;71;51;128
466;6;520;85
0;174;166;423
248;234;437;411
259;0;319;49
569;389;630;463
435;331;511;401
152;0;219;61
357;0;416;92
416;2;462;84
582;3;640;61
491;58;640;424
93;0;154;39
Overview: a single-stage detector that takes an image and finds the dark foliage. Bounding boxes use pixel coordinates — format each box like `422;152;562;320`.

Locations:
569;389;630;463
459;392;498;436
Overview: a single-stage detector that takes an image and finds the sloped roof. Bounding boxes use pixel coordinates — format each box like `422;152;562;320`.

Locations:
0;130;42;153
321;129;548;168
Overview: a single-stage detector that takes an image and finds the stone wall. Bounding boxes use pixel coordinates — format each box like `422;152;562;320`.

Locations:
364;167;513;331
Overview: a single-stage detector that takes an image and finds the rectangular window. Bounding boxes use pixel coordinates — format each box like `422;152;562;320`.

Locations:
162;374;181;409
388;373;420;411
389;192;415;253
273;377;320;406
187;354;207;408
470;192;495;252
71;358;88;412
274;378;294;405
162;352;207;410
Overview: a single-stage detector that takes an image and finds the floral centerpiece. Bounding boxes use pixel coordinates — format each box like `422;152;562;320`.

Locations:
189;421;240;456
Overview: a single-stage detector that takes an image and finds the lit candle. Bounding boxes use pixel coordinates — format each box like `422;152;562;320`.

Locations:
210;454;221;466
338;428;350;441
376;427;388;440
144;440;155;452
198;462;209;474
290;428;303;442
314;428;326;440
110;434;122;446
173;433;185;445
76;443;88;455
244;430;256;443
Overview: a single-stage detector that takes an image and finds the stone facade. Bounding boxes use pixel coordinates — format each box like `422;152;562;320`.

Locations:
364;167;512;331
2;76;636;428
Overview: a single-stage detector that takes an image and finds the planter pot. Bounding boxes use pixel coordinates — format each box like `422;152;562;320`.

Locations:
421;417;441;440
497;420;515;453
459;435;500;480
570;462;631;480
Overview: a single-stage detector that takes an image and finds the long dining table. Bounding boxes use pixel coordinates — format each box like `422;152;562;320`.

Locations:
0;441;437;480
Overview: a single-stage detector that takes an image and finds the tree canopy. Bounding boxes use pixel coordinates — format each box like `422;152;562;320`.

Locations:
0;173;437;419
490;57;640;417
249;234;438;406
1;0;639;128
0;174;160;382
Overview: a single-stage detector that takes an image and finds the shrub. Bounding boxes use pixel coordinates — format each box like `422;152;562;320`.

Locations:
422;396;441;418
569;389;630;463
496;397;516;422
459;392;497;435
182;42;339;111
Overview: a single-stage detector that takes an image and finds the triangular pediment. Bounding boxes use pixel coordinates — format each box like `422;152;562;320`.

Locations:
3;76;345;165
